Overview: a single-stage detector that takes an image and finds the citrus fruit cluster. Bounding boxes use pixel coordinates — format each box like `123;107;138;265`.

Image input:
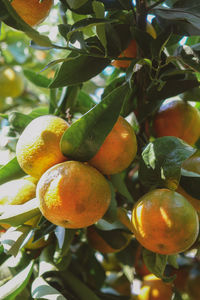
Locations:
15;114;137;230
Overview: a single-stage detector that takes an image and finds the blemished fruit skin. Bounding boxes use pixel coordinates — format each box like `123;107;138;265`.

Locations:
138;274;173;300
0;177;36;205
89;116;137;175
0;67;24;99
37;161;111;229
16;115;69;178
131;189;199;255
153;100;200;145
11;0;53;27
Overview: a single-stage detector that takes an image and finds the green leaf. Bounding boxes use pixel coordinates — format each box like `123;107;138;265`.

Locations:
66;0;88;9
8;112;33;133
152;3;200;36
92;1;107;54
0;260;34;300
0;157;25;185
39;245;58;277
143;249;168;279
102;182;117;223
23;69;52;88
0;198;40;227
49;54;110;87
61;82;129;161
111;173;134;203
175;45;200;73
168;255;179;269
62;270;101;300
31;276;67;300
1;225;33;256
139;137;196;189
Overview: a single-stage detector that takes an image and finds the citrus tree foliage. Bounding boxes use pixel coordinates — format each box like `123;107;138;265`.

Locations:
0;0;200;299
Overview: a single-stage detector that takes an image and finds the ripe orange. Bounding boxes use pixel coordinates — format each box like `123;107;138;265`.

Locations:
87;225;131;253
131;189;199;255
112;23;156;69
138;274;173;300
0;67;24;99
153;100;200;145
89;116;137;175
11;0;53;27
37;161;111;228
112;39;137;69
0;176;36;205
16;115;69;178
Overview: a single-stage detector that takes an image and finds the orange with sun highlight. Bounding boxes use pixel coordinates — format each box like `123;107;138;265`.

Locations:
138;274;173;300
131;189;199;255
89;116;137;175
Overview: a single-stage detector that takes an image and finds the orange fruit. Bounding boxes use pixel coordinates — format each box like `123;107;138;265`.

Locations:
112;39;137;69
153;100;200;145
112;23;156;69
138;274;173;300
87;225;131;253
16;115;69;178
89;116;137;175
37;161;111;228
0;67;24;99
11;0;53;27
0;176;36;205
131;189;199;255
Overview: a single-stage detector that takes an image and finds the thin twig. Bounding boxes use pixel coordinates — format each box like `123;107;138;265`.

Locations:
147;0;166;11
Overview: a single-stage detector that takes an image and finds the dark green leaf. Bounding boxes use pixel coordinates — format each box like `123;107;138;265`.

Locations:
111;173;134;203
143;249;170;280
49;54;110;88
61;82;129;161
168;255;179;269
8;112;33;133
180;170;200;200
24;69;52;88
102;182;117;223
62;269;101;300
139;137;195;189
31;276;67;300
